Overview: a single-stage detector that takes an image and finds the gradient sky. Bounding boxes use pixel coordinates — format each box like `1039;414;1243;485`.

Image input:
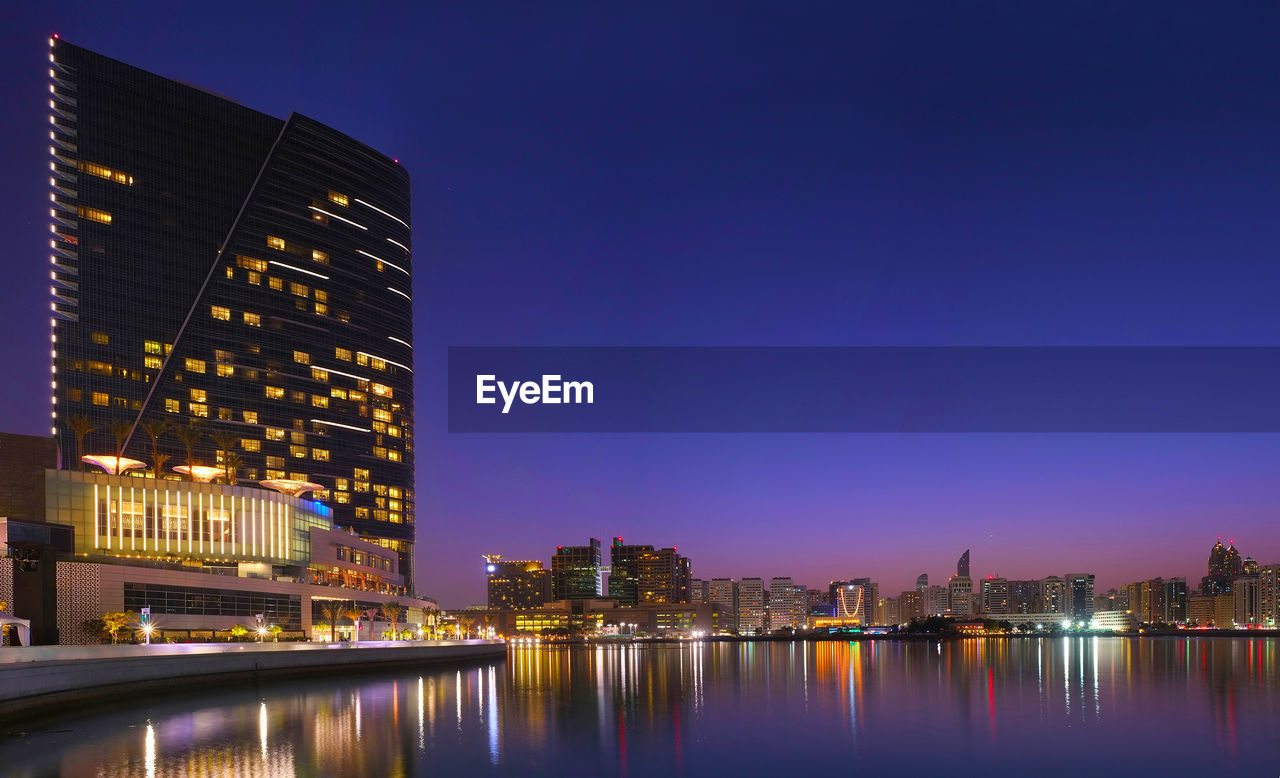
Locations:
1;3;1278;607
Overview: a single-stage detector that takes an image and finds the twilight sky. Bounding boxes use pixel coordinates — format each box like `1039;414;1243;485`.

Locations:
1;3;1279;607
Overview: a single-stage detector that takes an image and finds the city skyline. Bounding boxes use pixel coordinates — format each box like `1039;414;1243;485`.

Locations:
2;5;1279;607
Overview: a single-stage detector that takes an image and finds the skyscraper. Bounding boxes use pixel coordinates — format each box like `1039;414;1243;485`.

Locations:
1204;540;1243;595
607;537;652;606
483;556;553;610
708;578;738;632
637;547;690;604
1040;576;1066;614
981;577;1009;615
916;573;928;591
738;577;765;633
1064;573;1096;621
768;577;801;629
46;39;416;586
956;550;970;578
552;539;603;599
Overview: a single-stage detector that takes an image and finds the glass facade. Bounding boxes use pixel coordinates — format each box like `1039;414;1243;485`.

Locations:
46;39;415;588
124;581;302;629
46;469;332;565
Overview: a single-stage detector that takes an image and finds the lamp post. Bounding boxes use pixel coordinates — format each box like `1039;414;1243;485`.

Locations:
141;607;152;645
255;613;266;643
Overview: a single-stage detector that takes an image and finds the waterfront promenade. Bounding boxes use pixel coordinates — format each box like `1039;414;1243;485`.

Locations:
0;640;507;719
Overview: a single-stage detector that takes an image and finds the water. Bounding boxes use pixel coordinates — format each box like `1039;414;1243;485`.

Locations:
3;637;1279;776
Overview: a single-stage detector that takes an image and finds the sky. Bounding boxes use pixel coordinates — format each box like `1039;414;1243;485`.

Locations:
1;2;1278;607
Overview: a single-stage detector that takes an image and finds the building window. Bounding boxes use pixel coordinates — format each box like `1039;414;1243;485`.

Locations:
371;383;392;398
92;391;109;406
210;305;231;321
312;249;329;264
218;407;233;420
216;364;234;377
293;351;310;365
289;282;308;298
243;312;261;327
243;411;258;424
144;340;162;354
189;388;207;402
78;206;112;224
311;395;328;408
266;427;285;441
373;446;387;459
91;331;109;345
237;255;267;272
269;277;283;291
225;267;235;279
335;492;350;504
247;271;261;286
88;360;112;375
290;390;306;403
354;467;369;479
265;386;284;399
215;349;233;362
335;478;349;491
265;455;285;469
241;439;261;452
328;190;349;206
267;236;286;251
330;387;347;400
335;347;352;362
78;161;133;185
289;445;307;459
185;358;206;374
355;507;370;519
165;398;180;413
312;448;329;461
188;403;208;417
310;367;329;382
372;409;392;422
356;353;369;366
387;449;402;462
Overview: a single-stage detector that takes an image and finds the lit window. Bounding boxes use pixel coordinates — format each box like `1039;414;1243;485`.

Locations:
210;305;231;321
335;478;349;491
144;340;162;354
356;353;369;366
370;357;387;371
189;388;207;402
312;249;329;264
78;161;133;185
372;421;386;434
189;403;208;417
354;468;369;479
330;387;347;400
387;449;401;462
144;355;162;369
269;277;283;291
335;347;352;362
371;383;392;397
165;398;180;413
290;282;308;298
247;271;261;285
265;469;285;480
290;445;307;459
265;427;285;441
214;349;233;362
314;302;328;316
185;358;206;374
91;331;109;345
78;206;112;224
311;395;328;408
216;364;234;377
265;386;284;399
372;409;392;422
328;190;349;206
92;391;109;406
312;448;330;461
237;255;268;272
314;289;327;303
243;312;261;327
243;411;258;424
335;492;350;504
267;236;286;251
373;510;389;522
355;507;370;519
218;407;233;420
240;439;261;452
310;367;328;382
354;481;370;493
386;425;401;438
290;431;306;443
88;360;112;375
389;487;403;499
225;267;235;279
293;350;310;365
373;446;387;459
348;390;365;402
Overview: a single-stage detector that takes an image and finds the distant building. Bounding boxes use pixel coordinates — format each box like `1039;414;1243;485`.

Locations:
708;578;738;632
1234;577;1261;627
1008;580;1041;614
981;577;1009;615
1258;563;1280;627
607;538;651;606
688;578;709;604
1089;610;1137;632
1162;578;1187;623
637;547;690;604
552;538;602;600
738;578;765;633
898;590;923;622
956;550;970;578
1203;540;1243;595
1040;576;1066;614
484;557;552;610
1064;573;1095;620
948;575;974;617
767;577;802;629
879;596;900;626
1186;592;1215;627
924;585;949;616
916;573;929;592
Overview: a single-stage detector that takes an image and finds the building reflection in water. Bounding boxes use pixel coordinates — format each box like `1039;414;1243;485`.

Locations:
4;637;1280;776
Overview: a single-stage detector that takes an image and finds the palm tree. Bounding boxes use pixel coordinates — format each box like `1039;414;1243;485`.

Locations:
318;600;345;642
457;615;476;640
381;601;404;641
140;419;170;478
223;453;242;486
341;602;363;643
109;419;134;471
173;422;204;478
210;430;238;483
67;415;94;470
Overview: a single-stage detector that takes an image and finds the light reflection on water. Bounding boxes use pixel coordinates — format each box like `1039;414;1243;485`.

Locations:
3;637;1280;776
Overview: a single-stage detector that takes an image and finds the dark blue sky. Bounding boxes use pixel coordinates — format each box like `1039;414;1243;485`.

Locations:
2;3;1278;605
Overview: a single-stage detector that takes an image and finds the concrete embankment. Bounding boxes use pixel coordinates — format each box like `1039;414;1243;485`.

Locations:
0;640;507;720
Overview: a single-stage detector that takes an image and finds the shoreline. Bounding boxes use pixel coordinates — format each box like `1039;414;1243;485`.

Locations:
0;640;507;723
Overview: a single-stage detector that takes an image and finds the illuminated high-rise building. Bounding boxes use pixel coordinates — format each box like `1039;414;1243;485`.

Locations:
44;38;416;587
1064;573;1096;621
956;549;970;578
484;556;553;610
1203;540;1243;595
708;578;738;631
552;538;603;599
607;538;652;606
738;577;765;633
981;577;1009;615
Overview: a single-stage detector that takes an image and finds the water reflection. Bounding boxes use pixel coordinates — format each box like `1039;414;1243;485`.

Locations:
4;638;1280;776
